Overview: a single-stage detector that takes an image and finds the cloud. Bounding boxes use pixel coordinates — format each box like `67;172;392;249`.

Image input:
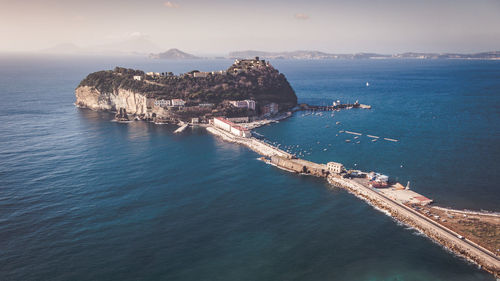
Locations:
129;32;145;38
164;1;180;8
294;13;310;20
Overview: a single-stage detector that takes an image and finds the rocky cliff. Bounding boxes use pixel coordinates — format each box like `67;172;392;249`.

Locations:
75;58;298;122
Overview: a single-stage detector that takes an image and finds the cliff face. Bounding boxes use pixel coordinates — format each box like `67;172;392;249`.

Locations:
75;86;149;116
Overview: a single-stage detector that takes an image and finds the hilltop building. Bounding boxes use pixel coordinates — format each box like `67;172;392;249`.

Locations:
133;75;142;81
193;72;209;78
154;99;171;107
229;100;256;110
171;99;186;107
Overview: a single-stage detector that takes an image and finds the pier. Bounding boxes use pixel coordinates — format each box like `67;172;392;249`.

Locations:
297;102;371;111
174;123;189;134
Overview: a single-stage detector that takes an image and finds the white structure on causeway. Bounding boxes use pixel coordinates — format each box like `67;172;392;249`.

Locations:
327;162;344;174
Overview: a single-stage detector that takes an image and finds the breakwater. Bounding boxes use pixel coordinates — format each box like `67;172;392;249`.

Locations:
328;176;500;277
206;125;500;277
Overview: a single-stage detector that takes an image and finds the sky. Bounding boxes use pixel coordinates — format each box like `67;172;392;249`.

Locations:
0;0;499;54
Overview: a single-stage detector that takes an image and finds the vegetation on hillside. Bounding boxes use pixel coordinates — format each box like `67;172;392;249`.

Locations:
78;63;298;110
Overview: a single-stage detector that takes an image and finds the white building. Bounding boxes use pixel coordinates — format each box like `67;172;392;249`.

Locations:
193;72;208;78
213;117;251;138
244;100;256;110
171;99;186;107
211;70;226;75
154;99;171;107
231;125;252;138
213;117;232;131
327;162;344;174
229;99;256;110
133;75;142;81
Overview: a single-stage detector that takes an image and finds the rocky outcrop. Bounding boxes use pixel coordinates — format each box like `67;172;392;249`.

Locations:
75;86;148;115
114;108;130;121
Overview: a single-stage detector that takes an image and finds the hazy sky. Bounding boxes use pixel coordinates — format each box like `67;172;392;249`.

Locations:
1;0;499;54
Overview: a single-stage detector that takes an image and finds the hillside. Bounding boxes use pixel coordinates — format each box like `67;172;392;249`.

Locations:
75;58;298;122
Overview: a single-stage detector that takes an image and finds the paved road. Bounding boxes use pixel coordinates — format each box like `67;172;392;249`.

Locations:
346;178;500;272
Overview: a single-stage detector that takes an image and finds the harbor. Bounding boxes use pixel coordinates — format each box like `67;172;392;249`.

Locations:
205;118;500;277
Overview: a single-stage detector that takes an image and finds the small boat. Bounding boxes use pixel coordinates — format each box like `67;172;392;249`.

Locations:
366;82;370;87
345;139;351;143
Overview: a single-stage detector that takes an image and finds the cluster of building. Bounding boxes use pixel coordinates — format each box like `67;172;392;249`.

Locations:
134;70;228;81
192;70;227;78
154;99;186;107
231;57;271;74
228;99;279;116
367;172;389;188
212;117;252;138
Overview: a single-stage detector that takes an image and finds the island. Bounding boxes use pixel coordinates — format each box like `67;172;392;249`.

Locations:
75;58;499;277
75;57;297;123
148;48;200;60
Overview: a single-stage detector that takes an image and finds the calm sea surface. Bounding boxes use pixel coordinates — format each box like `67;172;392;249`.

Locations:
0;54;499;280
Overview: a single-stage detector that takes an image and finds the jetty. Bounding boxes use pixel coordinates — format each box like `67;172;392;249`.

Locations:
206;123;500;277
174;123;189;134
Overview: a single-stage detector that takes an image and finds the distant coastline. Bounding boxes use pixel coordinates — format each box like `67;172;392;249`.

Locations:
34;44;500;60
150;49;500;61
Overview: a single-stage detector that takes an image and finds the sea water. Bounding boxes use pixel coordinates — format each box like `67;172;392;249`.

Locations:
0;54;498;280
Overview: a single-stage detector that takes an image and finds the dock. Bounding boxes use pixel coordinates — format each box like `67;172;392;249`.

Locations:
174;123;189;134
298;102;371;112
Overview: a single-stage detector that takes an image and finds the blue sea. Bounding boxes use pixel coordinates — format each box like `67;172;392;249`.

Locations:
0;54;499;280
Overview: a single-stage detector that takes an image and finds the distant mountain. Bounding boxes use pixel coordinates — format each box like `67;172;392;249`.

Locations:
40;37;161;56
229;50;500;60
393;51;500;59
149;48;200;59
229;50;337;59
40;43;83;54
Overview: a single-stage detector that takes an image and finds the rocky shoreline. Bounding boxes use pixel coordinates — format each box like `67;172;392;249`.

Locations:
327;176;500;277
